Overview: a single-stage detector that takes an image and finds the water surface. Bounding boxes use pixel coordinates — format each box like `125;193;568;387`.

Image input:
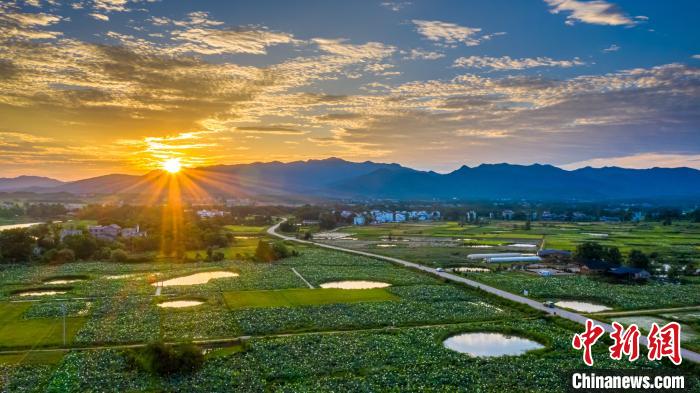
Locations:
444;332;543;357
152;271;238;287
17;290;67;297
320;281;391;289
157;300;204;308
555;301;612;313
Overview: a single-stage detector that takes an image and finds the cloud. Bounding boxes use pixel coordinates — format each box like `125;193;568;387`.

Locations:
312;38;395;61
0;3;63;40
171;27;297;55
89;13;110;21
412;20;500;47
404;49;445;60
602;44;620;52
561;153;700;170
692;55;700;60
93;0;129;12
380;1;411;12
453;55;585;70
235;126;309;135
544;0;639;26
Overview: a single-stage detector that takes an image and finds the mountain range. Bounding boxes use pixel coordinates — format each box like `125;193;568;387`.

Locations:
3;158;700;201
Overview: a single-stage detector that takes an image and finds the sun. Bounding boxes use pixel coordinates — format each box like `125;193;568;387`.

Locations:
162;158;182;173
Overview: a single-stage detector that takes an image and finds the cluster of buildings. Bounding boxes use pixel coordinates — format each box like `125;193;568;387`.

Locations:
59;224;145;242
196;209;227;219
349;210;441;225
465;248;651;280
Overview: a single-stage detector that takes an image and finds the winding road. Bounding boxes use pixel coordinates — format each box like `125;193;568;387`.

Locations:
268;220;700;364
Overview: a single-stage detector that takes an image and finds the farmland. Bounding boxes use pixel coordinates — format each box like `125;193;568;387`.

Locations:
1;235;698;391
324;220;700;267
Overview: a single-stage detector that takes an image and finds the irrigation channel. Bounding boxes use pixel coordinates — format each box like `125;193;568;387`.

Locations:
268;219;700;364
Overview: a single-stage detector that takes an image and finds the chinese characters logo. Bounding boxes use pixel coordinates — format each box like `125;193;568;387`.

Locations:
572;319;682;366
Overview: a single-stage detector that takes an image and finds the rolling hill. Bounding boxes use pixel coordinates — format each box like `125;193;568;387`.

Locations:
4;158;700;201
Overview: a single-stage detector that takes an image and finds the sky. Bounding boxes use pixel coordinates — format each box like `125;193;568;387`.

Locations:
0;0;699;180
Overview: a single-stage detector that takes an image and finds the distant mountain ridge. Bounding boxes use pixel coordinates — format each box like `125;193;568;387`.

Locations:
3;158;700;201
0;175;65;192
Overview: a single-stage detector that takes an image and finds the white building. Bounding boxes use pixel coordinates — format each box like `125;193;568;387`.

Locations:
353;215;366;225
502;210;514;220
121;224;146;238
60;229;82;241
88;224;121;240
197;209;226;219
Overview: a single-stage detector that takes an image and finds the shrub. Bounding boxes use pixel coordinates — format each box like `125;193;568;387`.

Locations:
127;342;203;376
54;248;76;264
110;249;129;262
255;240;298;262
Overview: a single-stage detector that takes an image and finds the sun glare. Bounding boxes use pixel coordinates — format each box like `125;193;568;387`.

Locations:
162;158;182;173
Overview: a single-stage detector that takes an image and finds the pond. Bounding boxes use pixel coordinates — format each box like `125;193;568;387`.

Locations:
44;279;84;285
509;243;537;248
555;301;612;313
0;222;42;231
17;290;67;297
319;281;391;289
443;332;543;357
104;274;138;280
152;271;238;287
157;300;204;308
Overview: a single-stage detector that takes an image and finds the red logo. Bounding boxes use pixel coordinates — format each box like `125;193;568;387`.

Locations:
572;319;682;366
647;322;682;365
609;322;640;362
572;319;605;366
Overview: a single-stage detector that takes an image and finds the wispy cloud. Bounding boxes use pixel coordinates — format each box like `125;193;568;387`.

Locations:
380;1;411;12
89;13;110;21
544;0;641;26
171;27;297;55
404;48;445;60
412;20;502;47
453;55;585;70
602;43;620;52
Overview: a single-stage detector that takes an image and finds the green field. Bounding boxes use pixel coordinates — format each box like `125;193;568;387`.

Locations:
0;303;85;349
224;224;267;235
223;288;398;309
335;221;700;263
185;236;260;259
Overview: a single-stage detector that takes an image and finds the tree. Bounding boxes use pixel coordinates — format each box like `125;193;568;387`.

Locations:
318;212;337;230
254;240;276;262
606;247;623;266
574;242;605;263
62;235;98;260
0;228;34;263
627;250;650;269
574;242;621;265
127;342;203;376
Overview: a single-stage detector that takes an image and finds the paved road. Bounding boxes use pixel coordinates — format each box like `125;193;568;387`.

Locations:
269;220;700;364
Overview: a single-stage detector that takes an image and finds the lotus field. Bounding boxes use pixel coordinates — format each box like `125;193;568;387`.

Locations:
1;245;698;392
